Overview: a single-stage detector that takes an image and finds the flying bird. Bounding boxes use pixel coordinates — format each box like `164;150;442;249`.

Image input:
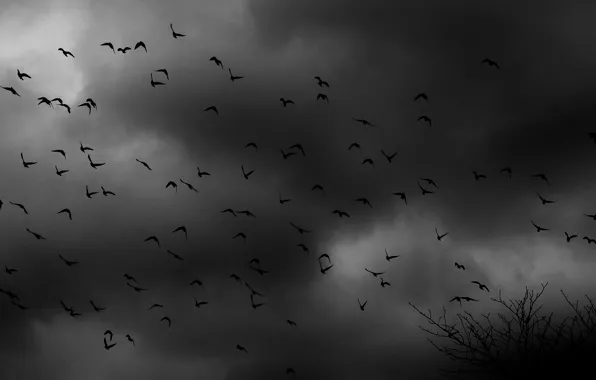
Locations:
17;69;31;80
314;76;329;87
472;171;487;181
385;249;399;261
104;330;114;341
417;115;432;127
148;303;164;310
150;73;165;87
536;192;556;205
332;209;350;218
414;93;428;102
280;98;294;107
530;221;549;232
531;173;550;185
245;142;258;151
380;150;397;163
4;266;18;275
420;177;438;188
348;142;361;151
236;345;248;353
287;319;297;326
583;236;596;244
319;260;333;274
126;334;135;346
358;298;368;311
170;23;185;38
134;41;147;52
204;105;218;115
362;158;374;167
454;262;466;270
166;250;183;261
380;278;391;288
418;182;434;195
90;300;106;312
87;154;105;169
279;193;292;204
190;279;204;289
85;185;98;198
37;96;53;108
450;296;478;306
316;93;329;102
289;143;305;156
78;102;92;115
26;228;46;240
241;165;255;179
209;56;223;69
481;58;500;69
58;254;79;267
435;228;449;241
179;179;198;192
194;297;208;308
155;69;169;80
9;202;28;215
250;294;266;309
104;338;116;350
565;232;578;242
144;236;160;248
57;208;72;220
280;149;297;159
365;268;384;277
229;68;243;82
221;208;236;217
58;48;75;58
136;159;152;170
172;226;188;240
500;167;512;178
393;192;407;205
311;184;324;193
352;118;375;127
20;153;37;168
79;141;93;153
57;103;71;113
290;222;310;234
100;42;115;53
101;186;115;196
166;180;178;192
197;166;211;177
160;316;172;328
127;283;147;292
117;47;131;54
1;86;20;96
233;232;247;243
471;281;490;292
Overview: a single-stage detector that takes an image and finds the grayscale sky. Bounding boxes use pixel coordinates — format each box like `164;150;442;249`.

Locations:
1;0;596;379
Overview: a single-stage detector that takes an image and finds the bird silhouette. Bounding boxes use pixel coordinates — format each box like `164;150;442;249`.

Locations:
20;153;37;168
236;345;248;353
170;23;185;38
233;232;247;243
500;167;512;178
536;192;556;205
289;143;305;156
103;337;116;350
194;297;208;308
450;296;478;307
117;47;131;54
1;86;20;96
209;56;223;69
417;115;432;127
287;319;297;326
420;177;438;188
319;260;333;274
280;149;297;159
245;282;264;297
4;266;18;275
85;185;98;199
229;68;243;82
332;209;350;218
136;159;152;170
565;232;578;242
160;316;172;328
99;42;116;54
166;250;183;261
58;48;75;58
172;226;188;240
314;76;329;87
241;165;255;179
148;303;164;310
481;58;500;69
393;192;407;205
236;210;256;218
134;41;147;52
245;142;258;151
9;202;28;215
124;274;136;283
166;181;178;192
90;300;106;312
531;173;550;185
531;221;549;232
435;228;449;241
380;150;397;163
250;294;266;309
358;298;368;311
57;208;72;220
316;93;329;102
87;155;105;169
454;262;465;270
385;249;399;261
104;330;114;341
190;279;204;289
126;334;135;346
362;158;374;167
150;73;164;87
204;105;218;115
380;278;391;287
57;103;71;113
352;118;375;127
144;236;160;248
179;179;198;192
26;228;46;240
155;69;169;80
472;171;487;181
311;184;324;193
279;193;292;204
221;208;237;217
471;281;490;292
197;166;211;177
414;93;428;102
348;142;361;151
17;69;31;80
127;283;147;292
290;222;311;234
365;268;384;277
354;197;372;208
101;186;115;196
280;98;294;107
79;141;93;153
58;254;79;267
38;96;53;108
418;182;434;195
583;236;596;244
230;273;242;283
78;102;92;115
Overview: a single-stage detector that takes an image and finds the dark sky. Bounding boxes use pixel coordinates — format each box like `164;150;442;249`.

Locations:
2;0;596;378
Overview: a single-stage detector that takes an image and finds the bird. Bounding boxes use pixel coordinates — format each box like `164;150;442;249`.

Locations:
280;149;297;159
385;249;399;261
166;250;183;261
279;193;292;204
362;158;374;167
565;232;578;242
204;105;218;115
1;86;20;96
209;56;223;69
280;98;294;107
166;181;178;192
417;115;432;127
358;298;368;311
314;76;329;87
233;232;247;243
197;166;211;177
245;282;264;297
179;178;198;192
414;93;428;102
100;42;115;53
160;316;172;328
90;300;106;312
229;68;244;82
297;244;309;254
144;236;160;248
290;222;311;234
352;118;375;127
150;73;164;87
25;228;46;240
101;186;115;196
319;260;333;274
87;155;105;169
348;142;361;151
245;142;258;151
531;173;550;185
85;185;98;199
236;345;248;353
418;182;434;195
481;58;500;69
435;228;449;241
450;296;478;306
124;274;136;283
155;68;169;80
136;159;152;170
86;98;97;110
78;102;92;115
287;319;297;326
148;303;164;311
134;41;147;52
170;23;185;38
584;213;596;220
117;47;131;54
471;281;490;292
58;254;79;267
9;202;28;215
57;103;71;113
583;236;596;244
103;337;116;350
289;143;306;156
365;268;384;277
190;279;204;289
241;165;255;179
172;226;188;240
472;171;487;181
236;210;256;218
58;48;75;58
79;141;93;153
20;153;37;168
221;208;236;217
250;294;266;309
57;208;72;220
17;69;31;80
380;150;397;163
536;192;556;205
318;253;331;262
332;209;350;218
104;330;114;341
500;167;512;178
125;334;135;346
393;192;407;205
4;266;18;275
380;278;391;287
316;93;329;102
286;368;297;376
38;96;54;108
230;273;242;283
420;177;439;188
354;197;372;208
454;262;466;270
127;283;147;292
311;184;324;193
531;221;549;232
194;297;208;308
51;97;64;105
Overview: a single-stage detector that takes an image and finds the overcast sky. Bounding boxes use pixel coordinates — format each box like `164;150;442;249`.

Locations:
2;0;596;379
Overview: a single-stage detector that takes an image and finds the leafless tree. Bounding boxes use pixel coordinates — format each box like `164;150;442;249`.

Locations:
409;282;596;379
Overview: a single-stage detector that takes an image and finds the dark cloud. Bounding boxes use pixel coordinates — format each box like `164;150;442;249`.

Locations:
2;0;596;379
